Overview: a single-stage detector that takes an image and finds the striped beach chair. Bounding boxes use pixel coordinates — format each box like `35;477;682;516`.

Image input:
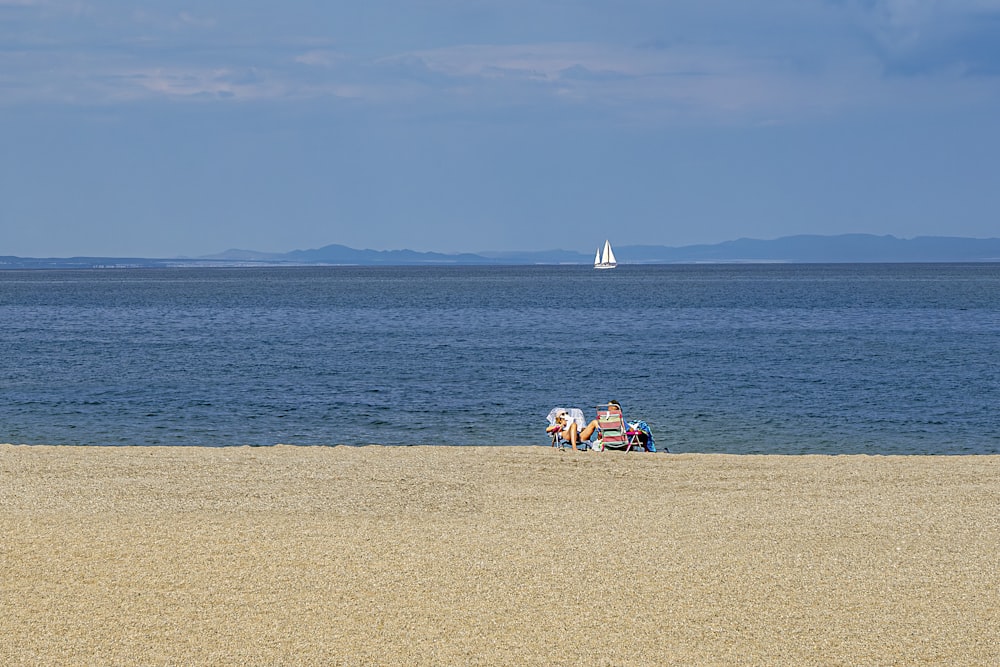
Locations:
595;403;646;452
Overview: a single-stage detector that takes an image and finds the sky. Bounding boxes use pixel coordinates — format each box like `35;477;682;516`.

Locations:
2;1;999;257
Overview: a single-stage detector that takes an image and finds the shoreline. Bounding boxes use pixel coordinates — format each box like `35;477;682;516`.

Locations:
3;444;998;665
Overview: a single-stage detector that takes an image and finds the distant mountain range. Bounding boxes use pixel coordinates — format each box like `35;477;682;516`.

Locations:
3;234;1000;269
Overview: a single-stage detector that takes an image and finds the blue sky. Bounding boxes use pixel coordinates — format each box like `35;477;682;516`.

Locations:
2;0;999;257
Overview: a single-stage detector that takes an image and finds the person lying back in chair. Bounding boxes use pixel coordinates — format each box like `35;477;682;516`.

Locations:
546;409;599;451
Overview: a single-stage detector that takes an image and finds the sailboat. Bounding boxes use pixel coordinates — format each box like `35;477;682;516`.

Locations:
594;239;618;269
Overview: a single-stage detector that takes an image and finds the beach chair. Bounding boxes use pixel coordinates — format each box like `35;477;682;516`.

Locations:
595;404;646;452
545;407;592;449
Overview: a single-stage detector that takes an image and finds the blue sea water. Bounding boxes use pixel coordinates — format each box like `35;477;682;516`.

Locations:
2;264;998;454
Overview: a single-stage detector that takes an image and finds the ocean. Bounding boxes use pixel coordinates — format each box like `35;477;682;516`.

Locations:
2;264;998;454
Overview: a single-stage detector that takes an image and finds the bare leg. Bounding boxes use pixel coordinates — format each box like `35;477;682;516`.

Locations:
562;422;579;450
578;419;599;442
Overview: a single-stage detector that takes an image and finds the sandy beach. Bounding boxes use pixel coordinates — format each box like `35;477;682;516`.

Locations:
1;445;997;666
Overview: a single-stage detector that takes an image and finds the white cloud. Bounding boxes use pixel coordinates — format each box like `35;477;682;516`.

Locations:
2;1;999;127
177;12;215;29
842;0;1000;67
294;49;349;68
127;67;264;100
374;41;893;123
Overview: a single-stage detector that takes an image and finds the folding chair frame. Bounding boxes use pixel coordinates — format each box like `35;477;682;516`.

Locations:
595;403;647;452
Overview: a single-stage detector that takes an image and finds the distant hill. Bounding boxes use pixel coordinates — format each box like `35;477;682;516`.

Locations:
208;235;1000;264
622;234;1000;263
3;234;1000;269
203;244;589;265
285;244;493;265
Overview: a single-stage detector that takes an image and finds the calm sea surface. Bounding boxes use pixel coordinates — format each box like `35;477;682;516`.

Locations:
2;264;998;454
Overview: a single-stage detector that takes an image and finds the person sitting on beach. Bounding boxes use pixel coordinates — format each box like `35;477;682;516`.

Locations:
546;409;599;451
601;400;657;452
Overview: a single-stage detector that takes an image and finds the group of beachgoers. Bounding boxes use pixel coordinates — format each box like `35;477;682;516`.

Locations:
545;400;658;452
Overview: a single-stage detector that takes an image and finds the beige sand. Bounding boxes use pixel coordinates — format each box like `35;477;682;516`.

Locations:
1;445;997;666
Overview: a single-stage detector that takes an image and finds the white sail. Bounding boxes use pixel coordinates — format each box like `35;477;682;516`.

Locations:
594;239;617;269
